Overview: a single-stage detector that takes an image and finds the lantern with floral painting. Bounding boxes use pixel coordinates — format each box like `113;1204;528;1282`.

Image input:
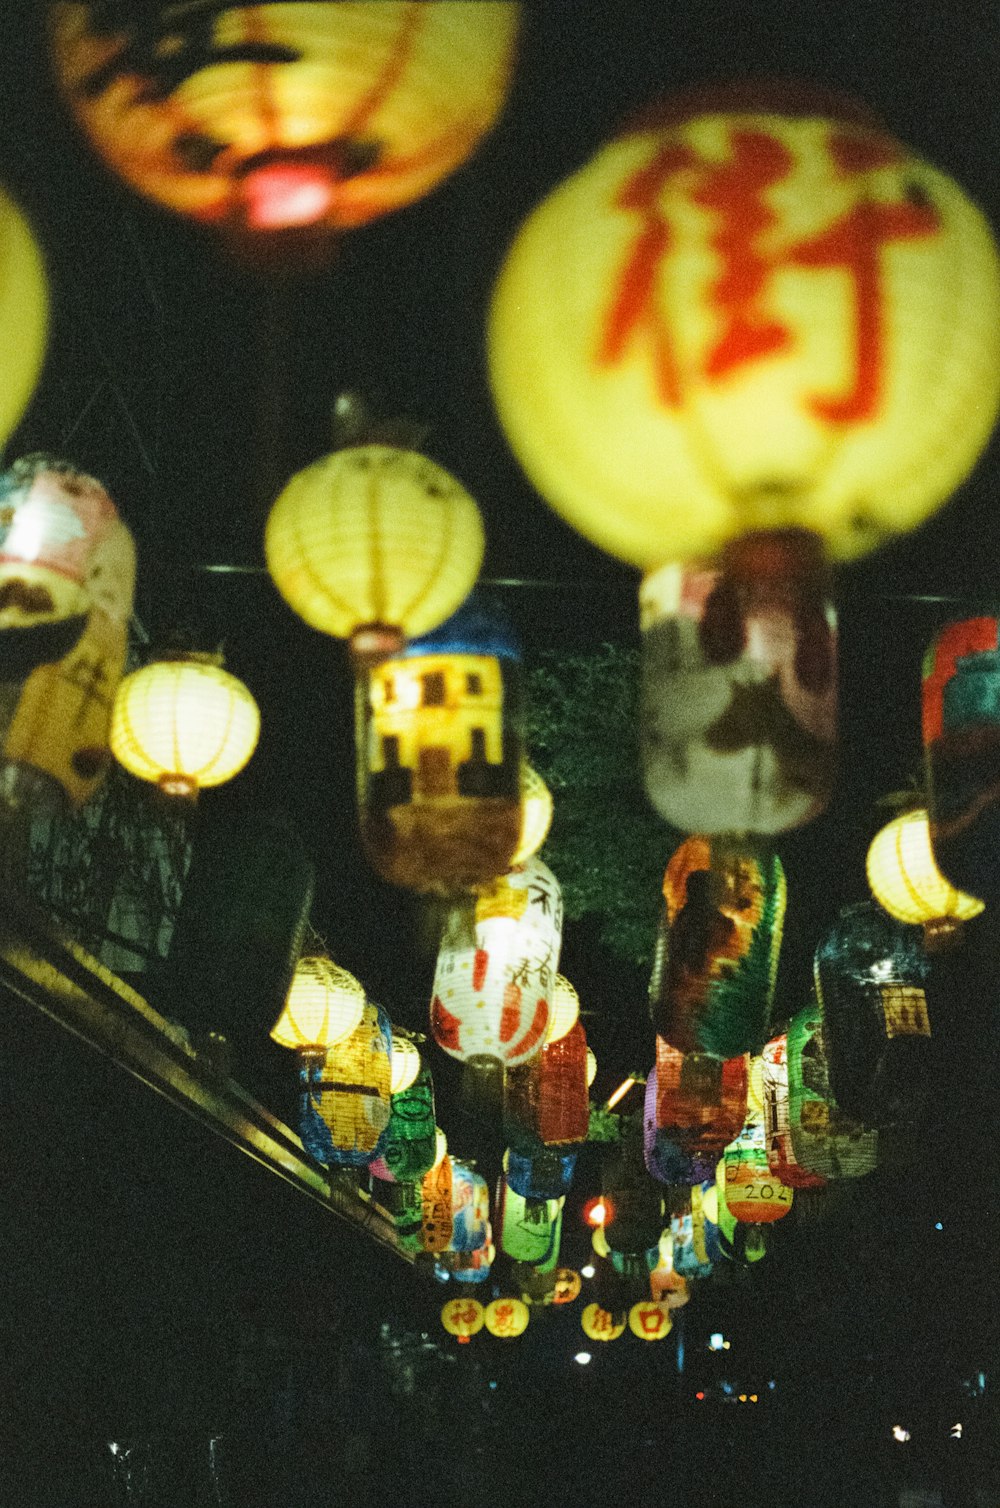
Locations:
867;805;984;950
923;617;1000;901
431;855;562;1066
51;3;521;266
489;83;1000;573
0;457;135;815
761;1033;826;1189
355;593;524;893
441;1298;485;1343
786;1003;878;1180
0;190;47;449
484;1298;529;1339
649;835;785;1058
814;902;932;1133
298;1001;392;1168
655;1038;748;1164
723;1119;794;1223
367;1061;438;1184
640;545;836;835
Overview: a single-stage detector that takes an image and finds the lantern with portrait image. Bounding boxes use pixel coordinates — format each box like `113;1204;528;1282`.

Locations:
867;805;984;949
723;1119;793;1223
484;1297;529;1339
298;1000;392;1168
786;1003;878;1181
431;855;562;1066
0;188;47;449
761;1033;826;1189
489;83;1000;573
655;1039;748;1166
355;593;524;893
650;835;785;1058
51;3;521;264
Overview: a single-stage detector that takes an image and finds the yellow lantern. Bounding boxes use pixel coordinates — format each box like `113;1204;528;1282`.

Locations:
586;1047;598;1088
553;1267;582;1305
51;4;521;259
441;1298;485;1342
110;651;260;797
489;84;1000;571
265;446;485;661
581;1303;626;1342
390;1035;422;1095
867;806;984;949
544;974;580;1045
511;763;554;865
269;957;366;1051
484;1297;529;1338
628;1301;672;1341
0;186;47;447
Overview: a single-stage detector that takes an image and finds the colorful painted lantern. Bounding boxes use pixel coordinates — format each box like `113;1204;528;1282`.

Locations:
387;1178;424;1255
497;1170;564;1266
786;1004;878;1180
581;1303;626;1343
431;855;562;1066
451;1228;495;1285
814;902;932;1133
649;1233;691;1309
441;1298;485;1342
723;1119;793;1223
484;1297;529;1338
655;1040;748;1163
355;593;523;893
0;457;135;813
298;1001;392;1168
760;1033;826;1189
52;3;521;260
0;189;47;447
488;83;1000;570
448;1161;489;1254
269;957;366;1051
643;1062;717;1185
629;1301;672;1341
265;446;485;662
504;1146;578;1202
420;1150;454;1254
669;1187;713;1280
640;543;836;835
368;1062;438;1183
512;763;554;866
110;651;259;798
650;836;785;1058
867;805;984;949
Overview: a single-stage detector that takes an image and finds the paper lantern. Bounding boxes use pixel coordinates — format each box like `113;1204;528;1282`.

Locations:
269;957;366;1050
497;1169;564;1266
553;1268;582;1305
451;1228;495;1285
355;593;523;892
390;1036;422;1096
545;975;581;1045
488;83;1000;571
504;1020;589;1152
110;651;259;797
581;1303;626;1342
650;836;785;1058
441;1298;484;1342
505;1146;578;1202
786;1004;878;1180
669;1188;713;1280
431;855;562;1065
760;1034;826;1189
367;1061;437;1183
420;1151;454;1253
298;1001;392;1168
586;1048;598;1087
265;446;485;660
650;1235;691;1310
0;189;47;447
51;3;521;262
655;1040;748;1163
723;1119;793;1223
0;458;135;813
867;806;984;950
643;1062;718;1185
448;1161;489;1254
512;763;554;865
640;544;836;835
484;1298;529;1338
629;1301;672;1341
602;1120;663;1256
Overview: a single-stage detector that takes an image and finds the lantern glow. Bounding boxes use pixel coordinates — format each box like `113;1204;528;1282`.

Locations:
0;188;47;448
867;806;984;949
270;958;366;1051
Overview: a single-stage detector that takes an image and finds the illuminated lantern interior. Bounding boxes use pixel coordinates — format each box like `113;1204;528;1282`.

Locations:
629;1301;672;1340
512;762;554;865
723;1119;794;1223
586;1047;598;1087
270;957;366;1051
545;975;581;1044
484;1297;530;1338
110;651;260;798
867;806;984;950
581;1303;626;1342
0;187;47;447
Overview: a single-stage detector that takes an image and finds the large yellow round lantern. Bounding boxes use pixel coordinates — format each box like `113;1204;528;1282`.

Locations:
269;957;366;1052
51;3;521;260
867;806;984;950
0;188;48;447
265;446;485;661
484;1297;529;1338
581;1303;626;1342
489;83;1000;570
110;651;260;797
441;1298;484;1343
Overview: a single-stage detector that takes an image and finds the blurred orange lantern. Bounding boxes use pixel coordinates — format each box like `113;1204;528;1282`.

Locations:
52;3;522;264
484;1297;529;1338
581;1303;626;1342
441;1298;484;1343
628;1301;672;1341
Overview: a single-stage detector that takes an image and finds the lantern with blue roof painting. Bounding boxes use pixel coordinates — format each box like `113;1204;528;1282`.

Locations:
505;1146;579;1202
448;1161;490;1254
356;592;524;893
298;1000;392;1167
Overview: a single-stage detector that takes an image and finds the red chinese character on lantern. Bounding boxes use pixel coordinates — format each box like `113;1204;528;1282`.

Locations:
635;1303;667;1337
598;123;942;424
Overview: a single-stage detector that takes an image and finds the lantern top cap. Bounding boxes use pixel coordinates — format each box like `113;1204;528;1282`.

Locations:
618;81;885;138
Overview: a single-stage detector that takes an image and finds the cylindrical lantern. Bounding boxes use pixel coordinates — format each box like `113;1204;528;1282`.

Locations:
581;1303;626;1342
431;855;562;1066
650;1234;691;1309
786;1003;878;1181
655;1040;748;1163
923;617;1000;901
451;1228;495;1285
644;1062;717;1185
441;1298;485;1342
448;1161;489;1254
650;836;785;1058
553;1268;582;1305
511;763;554;866
270;957;366;1051
722;1119;793;1223
265;446;485;660
867;805;984;949
387;1178;424;1254
52;3;521;260
420;1150;454;1254
814;902;932;1133
298;1001;392;1168
0;457;135;813
488;83;1000;570
484;1297;529;1338
497;1169;564;1266
368;1061;437;1183
505;1146;578;1203
640;543;836;835
0;189;47;447
355;593;523;893
504;1020;590;1152
602;1119;663;1256
760;1034;826;1189
110;651;260;797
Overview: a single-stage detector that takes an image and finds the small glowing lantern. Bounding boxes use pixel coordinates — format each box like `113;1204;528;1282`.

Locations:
761;1034;826;1189
484;1298;529;1338
586;1047;598;1087
553;1268;582;1305
390;1036;422;1096
640;546;836;835
110;651;259;798
0;188;47;448
441;1298;485;1343
545;975;581;1044
297;1001;392;1168
867;806;983;949
723;1120;793;1223
270;957;366;1051
655;1039;748;1163
355;592;523;893
52;3;521;264
512;763;554;865
786;1004;878;1181
650;836;785;1058
265;446;485;662
581;1303;626;1343
923;618;1000;900
368;1061;437;1184
629;1301;672;1341
488;83;1000;571
0;457;135;812
431;855;562;1066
